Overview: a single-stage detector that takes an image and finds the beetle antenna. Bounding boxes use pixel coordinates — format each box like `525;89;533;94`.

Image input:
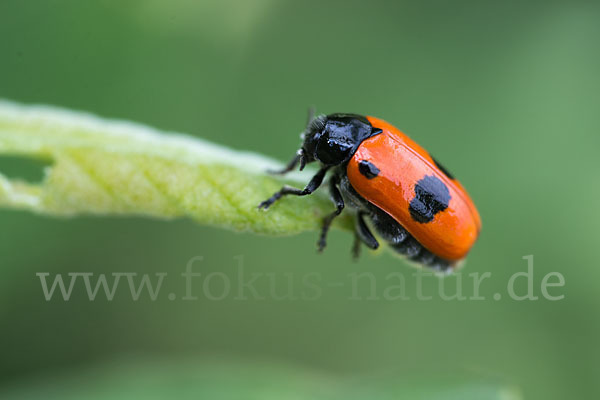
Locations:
268;149;304;175
306;106;316;127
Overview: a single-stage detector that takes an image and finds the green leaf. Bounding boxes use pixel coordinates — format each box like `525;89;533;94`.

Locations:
0;99;351;235
0;358;522;400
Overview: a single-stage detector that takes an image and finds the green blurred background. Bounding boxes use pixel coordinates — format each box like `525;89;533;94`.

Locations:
1;1;599;399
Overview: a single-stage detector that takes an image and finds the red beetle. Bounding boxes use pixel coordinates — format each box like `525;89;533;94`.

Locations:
259;113;481;271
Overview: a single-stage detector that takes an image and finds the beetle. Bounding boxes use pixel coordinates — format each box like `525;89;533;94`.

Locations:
258;112;481;271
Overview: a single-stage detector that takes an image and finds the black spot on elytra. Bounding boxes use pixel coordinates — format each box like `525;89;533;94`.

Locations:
358;160;380;179
431;156;454;180
409;175;451;223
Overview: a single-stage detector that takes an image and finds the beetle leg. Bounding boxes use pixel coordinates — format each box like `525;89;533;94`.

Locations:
258;166;330;210
317;176;344;252
351;232;362;260
353;211;379;257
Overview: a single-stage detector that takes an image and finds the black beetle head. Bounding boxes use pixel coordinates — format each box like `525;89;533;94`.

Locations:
301;114;381;167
